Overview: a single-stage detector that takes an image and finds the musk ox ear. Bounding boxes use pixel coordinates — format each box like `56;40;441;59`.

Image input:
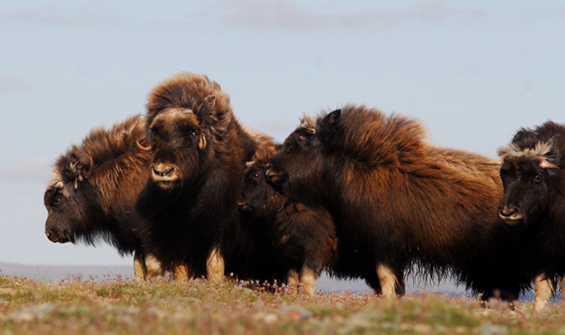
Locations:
198;135;207;151
324;109;341;126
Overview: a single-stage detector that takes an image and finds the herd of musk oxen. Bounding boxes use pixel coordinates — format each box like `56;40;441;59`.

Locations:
44;72;565;312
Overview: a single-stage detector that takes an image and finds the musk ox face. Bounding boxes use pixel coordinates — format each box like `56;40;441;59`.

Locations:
147;108;208;192
239;160;283;218
266;110;340;203
44;172;101;244
498;140;560;227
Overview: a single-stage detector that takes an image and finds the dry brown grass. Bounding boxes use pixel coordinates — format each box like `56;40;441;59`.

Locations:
0;273;564;334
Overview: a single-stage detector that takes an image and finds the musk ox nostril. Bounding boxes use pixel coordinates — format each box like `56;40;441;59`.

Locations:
499;207;516;218
151;164;179;183
153;166;174;177
498;204;523;224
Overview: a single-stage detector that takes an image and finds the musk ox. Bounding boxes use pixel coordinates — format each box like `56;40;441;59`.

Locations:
266;105;527;300
44;115;188;281
135;73;283;283
498;121;565;312
238;145;337;296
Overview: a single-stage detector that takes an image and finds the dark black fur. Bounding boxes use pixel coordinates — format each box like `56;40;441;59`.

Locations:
239;155;337;292
499;121;565;286
135;73;284;282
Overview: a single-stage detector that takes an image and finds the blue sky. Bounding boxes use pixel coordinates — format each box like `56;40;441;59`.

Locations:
0;1;563;272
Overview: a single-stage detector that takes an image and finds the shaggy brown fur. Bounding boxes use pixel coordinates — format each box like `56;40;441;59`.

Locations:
267;104;527;300
44;115;179;281
498;121;565;312
136;73;284;282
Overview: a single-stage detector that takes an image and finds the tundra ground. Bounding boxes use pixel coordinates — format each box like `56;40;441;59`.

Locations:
0;273;563;334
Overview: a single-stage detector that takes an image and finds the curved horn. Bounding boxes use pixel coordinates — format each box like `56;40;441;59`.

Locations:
198;135;207;151
137;139;152;152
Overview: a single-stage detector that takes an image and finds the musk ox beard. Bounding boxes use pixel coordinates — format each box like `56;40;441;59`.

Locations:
498;121;565;312
239;145;337;296
266;104;527;300
43;115;188;282
135;72;282;283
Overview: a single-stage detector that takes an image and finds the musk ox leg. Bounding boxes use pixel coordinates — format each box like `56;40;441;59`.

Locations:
300;267;318;297
561;274;565;304
534;273;554;313
287;269;300;294
133;251;148;282
377;264;403;298
145;254;166;280
206;247;225;282
172;263;191;282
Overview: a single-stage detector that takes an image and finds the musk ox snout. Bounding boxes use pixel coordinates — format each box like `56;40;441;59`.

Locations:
265;164;286;185
237;197;251;211
45;227;71;243
498;204;524;225
151;163;179;183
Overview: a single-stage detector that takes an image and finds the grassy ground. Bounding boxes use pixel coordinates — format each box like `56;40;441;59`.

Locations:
0;273;564;334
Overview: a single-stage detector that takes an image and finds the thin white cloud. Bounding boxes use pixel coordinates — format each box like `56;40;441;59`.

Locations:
0;5;124;28
211;0;487;32
0;76;34;93
0;155;54;182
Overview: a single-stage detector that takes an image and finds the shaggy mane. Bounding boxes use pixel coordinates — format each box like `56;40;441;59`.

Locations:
318;104;427;169
146;72;234;145
54;115;150;196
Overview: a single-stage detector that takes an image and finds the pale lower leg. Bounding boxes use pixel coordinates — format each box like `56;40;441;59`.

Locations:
133;251;147;282
534;273;554;313
206;248;225;282
300;267;318;297
377;264;399;298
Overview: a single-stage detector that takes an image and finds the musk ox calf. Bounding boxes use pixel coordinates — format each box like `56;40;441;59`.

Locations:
498;121;565;312
44;115;188;281
135;73;282;283
266;105;527;300
239;146;337;296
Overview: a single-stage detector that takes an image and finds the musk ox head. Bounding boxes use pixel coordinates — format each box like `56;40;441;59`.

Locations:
135;73;234;216
44;115;150;246
147;108;208;189
266;109;341;205
44;156;102;244
239;145;282;217
498;121;565;227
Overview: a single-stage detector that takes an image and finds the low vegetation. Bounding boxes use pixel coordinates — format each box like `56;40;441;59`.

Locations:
0;272;564;334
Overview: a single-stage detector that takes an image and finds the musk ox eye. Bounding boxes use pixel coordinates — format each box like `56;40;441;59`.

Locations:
252;172;261;180
190;131;198;138
297;135;306;142
534;174;541;183
53;194;63;205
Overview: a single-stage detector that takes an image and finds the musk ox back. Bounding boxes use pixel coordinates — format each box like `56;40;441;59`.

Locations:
266;105;526;300
135;73;277;282
498;121;565;312
43;115;175;281
239;145;337;296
